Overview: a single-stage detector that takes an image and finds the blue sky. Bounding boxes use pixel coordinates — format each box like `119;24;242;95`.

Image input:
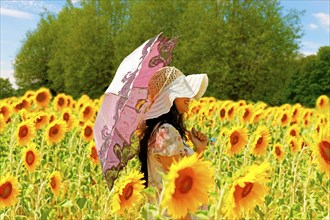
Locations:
1;0;329;88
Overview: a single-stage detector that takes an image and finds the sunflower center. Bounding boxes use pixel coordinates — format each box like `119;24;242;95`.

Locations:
83;107;90;116
257;137;263;145
230;132;239;145
228;107;234;116
0;107;7;115
36;93;46;102
293;109;297;116
58;98;65;106
63;113;69;121
319;141;330;163
91;147;98;159
175;168;194;195
123;184;133;200
220;109;225;118
50;177;57;189
320;99;324;106
19;125;28;138
36;116;43;123
0;182;12;199
275;146;281;156
50;126;59;136
242;182;253;197
281;114;287;122
85;127;92;137
290;130;296;136
16;103;23;110
243;110;249;118
26;150;35;165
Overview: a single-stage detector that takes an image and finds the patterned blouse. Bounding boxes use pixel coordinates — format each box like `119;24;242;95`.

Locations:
147;123;194;191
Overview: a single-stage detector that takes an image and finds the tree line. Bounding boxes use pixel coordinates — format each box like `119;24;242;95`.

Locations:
1;0;329;107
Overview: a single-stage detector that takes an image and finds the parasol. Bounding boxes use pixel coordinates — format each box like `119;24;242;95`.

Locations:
94;33;178;190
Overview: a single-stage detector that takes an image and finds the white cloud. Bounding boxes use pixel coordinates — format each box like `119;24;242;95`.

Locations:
0;1;62;15
302;41;322;50
308;23;318;30
313;13;330;32
71;0;81;4
301;51;316;56
0;69;17;89
0;7;34;19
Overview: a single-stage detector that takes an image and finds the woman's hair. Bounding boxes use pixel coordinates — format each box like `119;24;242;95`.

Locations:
138;104;187;187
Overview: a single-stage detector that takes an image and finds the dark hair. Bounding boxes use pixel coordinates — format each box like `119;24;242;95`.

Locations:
138;105;187;187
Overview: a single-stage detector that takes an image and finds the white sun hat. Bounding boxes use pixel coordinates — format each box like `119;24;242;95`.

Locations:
144;66;208;120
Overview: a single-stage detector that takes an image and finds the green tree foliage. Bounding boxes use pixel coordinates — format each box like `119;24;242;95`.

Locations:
0;78;16;99
284;46;330;107
14;14;56;91
14;0;303;104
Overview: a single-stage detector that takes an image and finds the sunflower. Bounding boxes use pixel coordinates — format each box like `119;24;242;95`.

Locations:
49;113;56;124
13;98;30;112
226;127;248;156
81;121;94;142
312;127;330;176
227;103;236;121
23;90;35;100
278;111;290;127
287;137;300;154
0;102;13;121
219;104;227;121
161;153;215;219
240;105;253;124
34;112;49;130
290;104;302;124
45;120;67;145
316;95;329;110
61;108;76;131
0;173;20;209
53;93;67;111
66;95;75;108
0;115;7;133
251;109;263;123
224;163;271;219
35;87;52;108
110;170;145;216
79;103;96;122
22;143;41;172
273;143;285;161
49;171;62;196
250;126;270;156
16;120;36;146
238;100;246;106
88;141;99;164
286;124;300;138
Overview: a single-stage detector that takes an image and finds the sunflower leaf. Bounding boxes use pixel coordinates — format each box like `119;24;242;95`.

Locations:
316;172;323;184
255;205;265;219
76;197;87;209
61;200;74;207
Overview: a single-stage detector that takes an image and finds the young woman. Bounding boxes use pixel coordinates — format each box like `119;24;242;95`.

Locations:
138;66;209;191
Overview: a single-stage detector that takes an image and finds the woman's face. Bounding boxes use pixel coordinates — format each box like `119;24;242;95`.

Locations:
174;98;191;114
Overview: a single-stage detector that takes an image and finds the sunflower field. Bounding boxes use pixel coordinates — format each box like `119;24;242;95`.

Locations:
0;88;329;219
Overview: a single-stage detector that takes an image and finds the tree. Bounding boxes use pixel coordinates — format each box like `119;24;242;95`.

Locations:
14;14;56;92
0;78;16;99
285;46;330;107
14;0;303;104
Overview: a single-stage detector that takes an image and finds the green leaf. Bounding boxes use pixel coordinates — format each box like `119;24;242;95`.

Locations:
194;210;209;219
76;197;87;209
255;205;265;220
317;172;323;184
41;205;51;220
61;200;74;207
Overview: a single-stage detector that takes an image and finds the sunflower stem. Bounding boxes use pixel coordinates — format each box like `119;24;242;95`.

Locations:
9;118;16;173
215;183;226;219
303;155;313;218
